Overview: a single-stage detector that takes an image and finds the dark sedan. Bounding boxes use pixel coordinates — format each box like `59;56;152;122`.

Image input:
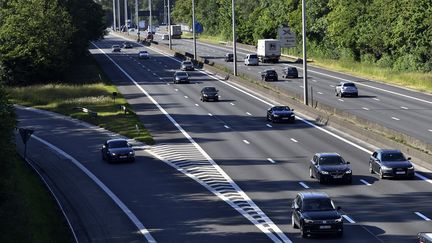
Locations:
292;192;343;238
309;153;352;184
123;42;133;49
261;69;278;81
173;71;190;84
266;106;295;123
282;67;298;78
369;149;415;179
101;139;135;163
224;53;234;62
200;87;219;102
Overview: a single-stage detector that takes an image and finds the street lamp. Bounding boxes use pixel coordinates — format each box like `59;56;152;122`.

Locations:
124;0;128;33
192;0;197;60
116;0;120;31
302;0;308;105
232;0;237;76
149;0;152;32
112;0;116;31
135;0;138;31
168;0;172;49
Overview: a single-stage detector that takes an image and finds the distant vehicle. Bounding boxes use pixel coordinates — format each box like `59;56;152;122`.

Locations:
147;25;156;34
138;50;149;59
112;44;121;52
282;67;298;78
101;139;135;163
170;25;182;39
161;34;169;40
173;71;190;84
369;149;415;179
123;42;133;49
418;232;432;243
145;32;154;42
292;192;344;238
200;87;219;102
266;106;295;123
244;54;259;66
224;53;234;62
180;61;194;71
335;82;358;97
309;153;352;184
257;39;281;63
261;69;278;81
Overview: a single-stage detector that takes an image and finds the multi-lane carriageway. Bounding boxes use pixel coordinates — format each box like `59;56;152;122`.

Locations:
89;33;432;242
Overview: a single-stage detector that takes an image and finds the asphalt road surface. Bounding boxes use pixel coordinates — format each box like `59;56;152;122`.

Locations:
85;34;432;242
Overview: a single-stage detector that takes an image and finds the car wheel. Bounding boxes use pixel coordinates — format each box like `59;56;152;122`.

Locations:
369;163;374;174
266;114;271;121
300;225;308;238
336;230;343;238
340;93;344;98
101;151;106;161
346;178;352;184
379;168;385;179
319;175;325;184
291;214;298;229
309;167;314;178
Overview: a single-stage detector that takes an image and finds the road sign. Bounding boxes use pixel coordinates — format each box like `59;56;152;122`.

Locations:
19;128;34;145
195;22;203;34
278;25;297;48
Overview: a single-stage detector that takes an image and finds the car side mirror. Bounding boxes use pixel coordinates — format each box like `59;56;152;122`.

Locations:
346;161;350;164
291;109;294;111
407;157;411;160
337;206;342;211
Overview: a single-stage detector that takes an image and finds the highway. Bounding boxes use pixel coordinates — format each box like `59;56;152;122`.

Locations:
152;32;432;147
88;33;432;242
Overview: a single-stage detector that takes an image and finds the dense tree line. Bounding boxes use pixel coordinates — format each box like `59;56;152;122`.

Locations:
171;0;432;72
0;0;107;85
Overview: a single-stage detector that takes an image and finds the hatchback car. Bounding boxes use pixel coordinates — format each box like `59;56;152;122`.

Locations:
200;87;219;102
282;67;299;78
266;106;295;123
261;69;278;81
173;71;190;84
123;42;133;49
180;61;194;71
244;54;259;66
369;149;415;179
112;44;121;52
224;53;234;62
292;192;344;238
335;82;358;97
309;153;352;184
138;50;149;59
101;139;135;162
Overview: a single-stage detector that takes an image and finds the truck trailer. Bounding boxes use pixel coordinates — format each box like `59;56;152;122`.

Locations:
257;39;281;63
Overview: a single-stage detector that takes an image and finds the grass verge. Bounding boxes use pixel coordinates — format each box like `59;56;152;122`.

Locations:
0;154;73;243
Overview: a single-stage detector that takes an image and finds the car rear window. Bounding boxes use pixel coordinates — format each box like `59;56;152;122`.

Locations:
249;55;258;59
303;198;335;211
176;72;188;77
344;83;356;87
108;140;128;148
112;45;120;48
183;61;192;65
382;152;406;161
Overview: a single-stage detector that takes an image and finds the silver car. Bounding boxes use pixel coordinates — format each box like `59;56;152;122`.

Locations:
180;61;194;71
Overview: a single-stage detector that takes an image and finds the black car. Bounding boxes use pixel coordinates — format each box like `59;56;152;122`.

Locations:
282;67;298;78
369;149;415;179
261;69;278;81
266;106;295;123
101;139;135;162
224;53;234;62
292;192;344;238
200;87;219;102
123;42;133;49
173;71;190;84
309;153;352;184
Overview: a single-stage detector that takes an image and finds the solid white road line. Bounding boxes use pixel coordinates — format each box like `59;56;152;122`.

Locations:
415;212;431;221
342;215;356;223
290;138;298;143
360;179;372;186
391;117;400;121
32;135;156;243
267;158;276;164
299;182;309;189
243;140;250;145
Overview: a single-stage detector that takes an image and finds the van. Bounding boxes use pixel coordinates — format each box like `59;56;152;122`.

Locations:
244;54;259;66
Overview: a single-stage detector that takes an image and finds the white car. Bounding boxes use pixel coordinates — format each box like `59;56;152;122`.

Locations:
161;34;169;40
138;50;149;59
244;54;259;66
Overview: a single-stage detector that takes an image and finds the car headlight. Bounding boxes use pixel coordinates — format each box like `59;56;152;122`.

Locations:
335;217;343;223
381;166;391;171
111;153;116;156
321;171;329;175
304;219;314;223
203;94;208;96
129;151;134;155
273;114;279;117
345;170;352;174
290;114;295;117
408;166;414;170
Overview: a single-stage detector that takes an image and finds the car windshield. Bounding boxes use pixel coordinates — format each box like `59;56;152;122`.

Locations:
273;106;291;111
108;140;128;148
319;155;345;165
382;152;406;161
288;67;296;71
140;51;148;54
112;45;119;48
303;198;335;211
203;87;217;92
176;72;188;77
249;55;258;59
183;61;192;65
344;83;356;87
266;70;276;74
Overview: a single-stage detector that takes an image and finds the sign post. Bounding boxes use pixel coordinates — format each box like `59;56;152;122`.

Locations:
19;128;34;160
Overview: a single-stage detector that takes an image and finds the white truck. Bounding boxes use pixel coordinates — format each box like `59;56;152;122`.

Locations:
257;39;281;63
170;25;182;39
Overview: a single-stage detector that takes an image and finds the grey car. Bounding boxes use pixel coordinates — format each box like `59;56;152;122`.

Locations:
180;61;194;71
173;71;190;84
369;149;415;179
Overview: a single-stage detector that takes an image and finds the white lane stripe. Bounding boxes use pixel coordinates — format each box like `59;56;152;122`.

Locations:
401;106;408;109
391;117;400;121
32;135;156;243
230;102;235;106
96;39;292;242
317;92;323;95
246;112;252;116
415;212;431;221
338;99;344;102
329;85;335;88
195;104;199;107
243;140;250;144
300;85;304;88
360;179;372;186
174;89;178;91
290;138;298;143
362;107;370;111
208;113;213;117
415;172;432;184
429;129;432;132
299;182;309;189
342;215;356;223
224;125;230;129
267;158;276;164
373;98;380;101
184;96;189;99
266;124;273;128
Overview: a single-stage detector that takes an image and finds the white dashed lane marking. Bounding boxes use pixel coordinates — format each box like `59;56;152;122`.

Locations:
362;107;370;111
373;98;380;101
224;125;230;129
267;158;276;164
342;215;356;223
415;212;431;221
391;117;400;121
246;112;252;116
230;103;235;106
338;99;344;102
329;85;335;88
317;92;323;95
208;113;213;117
401;106;408;109
299;182;309;189
360;179;371;186
195;104;199;107
174;89;178;91
429;129;432;132
243;140;250;144
266;124;273;128
290;138;298;143
184;96;189;99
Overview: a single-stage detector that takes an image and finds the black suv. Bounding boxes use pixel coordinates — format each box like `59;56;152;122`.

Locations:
261;69;278;81
369;149;415;179
309;153;352;184
266;106;295;123
292;192;343;238
200;87;219;102
224;53;234;62
282;67;298;78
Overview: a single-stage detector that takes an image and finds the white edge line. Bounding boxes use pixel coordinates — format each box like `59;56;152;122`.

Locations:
415;212;431;221
342;215;356;223
32;135;156;243
360;179;372;186
93;39;291;243
299;182;309;189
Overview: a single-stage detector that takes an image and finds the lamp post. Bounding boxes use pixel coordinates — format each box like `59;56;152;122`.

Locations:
116;0;120;31
302;0;308;105
112;0;116;31
192;0;196;60
168;0;172;49
232;0;237;76
135;0;138;31
148;0;152;32
124;0;128;33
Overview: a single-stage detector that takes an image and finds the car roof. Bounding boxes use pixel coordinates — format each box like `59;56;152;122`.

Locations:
106;138;128;143
175;71;188;74
316;152;341;157
375;149;402;154
298;192;330;200
264;69;276;72
202;86;216;90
